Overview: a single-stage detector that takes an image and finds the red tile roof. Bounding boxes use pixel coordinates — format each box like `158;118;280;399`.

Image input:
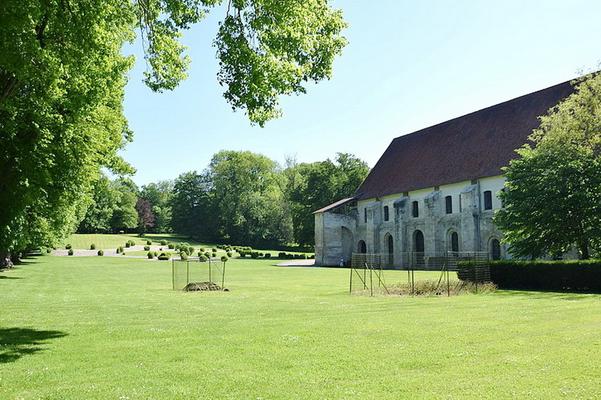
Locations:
356;80;575;200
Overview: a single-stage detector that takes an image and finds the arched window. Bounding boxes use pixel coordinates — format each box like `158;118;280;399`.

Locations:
490;239;501;260
483;190;493;210
358;240;367;254
412;201;419;218
383;206;389;222
384;233;394;266
445;195;453;214
450;232;459;253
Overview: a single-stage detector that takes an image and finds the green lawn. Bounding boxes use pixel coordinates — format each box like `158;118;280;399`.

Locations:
62;233;311;256
2;256;601;399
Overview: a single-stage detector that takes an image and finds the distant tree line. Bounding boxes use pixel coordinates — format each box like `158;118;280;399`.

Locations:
78;151;369;248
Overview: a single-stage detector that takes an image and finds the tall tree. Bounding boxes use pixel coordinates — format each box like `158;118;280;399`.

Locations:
286;153;369;246
495;74;601;259
208;150;293;246
110;179;139;233
78;175;120;234
170;171;216;240
140;181;173;233
135;198;155;235
0;0;346;266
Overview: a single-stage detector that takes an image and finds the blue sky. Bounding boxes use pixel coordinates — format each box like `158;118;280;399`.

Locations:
122;0;601;186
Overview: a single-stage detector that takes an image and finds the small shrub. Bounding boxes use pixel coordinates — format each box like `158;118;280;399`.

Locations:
302;254;308;259
278;252;286;259
46;248;52;254
204;251;211;258
264;253;271;259
220;255;228;263
65;244;72;250
160;240;167;246
154;251;158;256
199;255;208;262
188;246;194;255
125;242;131;248
90;243;96;250
157;252;171;260
68;249;74;256
199;247;205;252
226;251;232;258
179;252;188;260
212;252;217;258
146;240;152;245
97;249;104;256
309;254;315;259
258;252;264;257
147;251;154;259
251;251;259;259
144;245;150;251
168;243;175;249
212;248;217;253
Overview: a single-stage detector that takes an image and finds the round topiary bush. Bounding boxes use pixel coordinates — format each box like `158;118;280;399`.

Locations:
154;251;158;256
188;246;194;255
179;252;188;261
68;249;74;256
264;253;271;259
199;247;205;252
65;244;72;250
160;240;167;246
220;255;228;263
146;240;152;245
144;245;150;251
117;246;123;254
168;243;175;249
212;248;217;253
251;251;259;259
226;251;232;258
97;249;104;256
90;243;96;250
212;252;217;258
46;248;52;254
199;255;208;262
157;252;171;260
204;252;211;258
125;242;131;248
147;251;154;259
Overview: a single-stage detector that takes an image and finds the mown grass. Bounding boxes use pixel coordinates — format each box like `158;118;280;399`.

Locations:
1;256;601;399
62;233;311;256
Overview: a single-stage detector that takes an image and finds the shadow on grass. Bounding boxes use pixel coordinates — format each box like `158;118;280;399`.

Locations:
494;289;600;300
0;275;22;280
0;327;68;363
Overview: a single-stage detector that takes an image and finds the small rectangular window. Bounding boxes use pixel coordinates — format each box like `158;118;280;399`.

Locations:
383;206;389;222
445;196;452;214
364;208;368;223
412;201;419;218
484;191;493;210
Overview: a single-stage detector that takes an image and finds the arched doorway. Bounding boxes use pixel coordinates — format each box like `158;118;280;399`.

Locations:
358;240;367;254
490;238;501;260
413;230;424;266
384;233;393;266
449;231;459;253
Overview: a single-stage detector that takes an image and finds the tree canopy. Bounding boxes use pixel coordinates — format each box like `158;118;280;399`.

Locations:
495;73;601;259
0;0;346;264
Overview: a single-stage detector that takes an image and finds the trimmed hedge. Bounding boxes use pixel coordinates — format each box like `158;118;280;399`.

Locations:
458;260;601;292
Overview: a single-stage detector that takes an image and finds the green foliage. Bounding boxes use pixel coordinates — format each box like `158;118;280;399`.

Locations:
264;253;271;259
170;171;216;240
140;181;173;233
204;252;211;259
285;153;369;245
179;252;188;261
97;249;104;256
160;240;168;246
168;243;175;249
146;240;152;246
65;244;72;250
157;252;171;260
250;251;259;259
495;74;601;259
110;179;139;232
226;251;232;258
90;244;96;250
211;252;217;258
144;246;150;251
147;251;154;259
220;255;228;263
78;175;121;234
198;254;208;262
67;249;74;256
116;246;124;254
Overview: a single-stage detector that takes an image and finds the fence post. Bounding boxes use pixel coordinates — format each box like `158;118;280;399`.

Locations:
171;259;175;290
222;261;226;290
349;263;353;294
208;258;212;283
186;260;190;285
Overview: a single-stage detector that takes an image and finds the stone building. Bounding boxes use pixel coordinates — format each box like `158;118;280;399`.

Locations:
314;80;574;267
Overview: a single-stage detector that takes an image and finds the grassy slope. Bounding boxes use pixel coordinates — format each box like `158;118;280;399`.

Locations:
1;256;601;399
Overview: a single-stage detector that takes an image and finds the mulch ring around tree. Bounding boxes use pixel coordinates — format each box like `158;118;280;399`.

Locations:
184;282;229;292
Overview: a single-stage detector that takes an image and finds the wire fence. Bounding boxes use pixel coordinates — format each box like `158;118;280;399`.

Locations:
350;251;490;296
172;258;227;290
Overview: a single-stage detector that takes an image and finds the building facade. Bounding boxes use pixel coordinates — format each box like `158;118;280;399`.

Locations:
314;80;575;267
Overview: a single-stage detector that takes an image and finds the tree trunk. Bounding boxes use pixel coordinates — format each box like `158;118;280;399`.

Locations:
578;239;590;260
0;251;14;269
